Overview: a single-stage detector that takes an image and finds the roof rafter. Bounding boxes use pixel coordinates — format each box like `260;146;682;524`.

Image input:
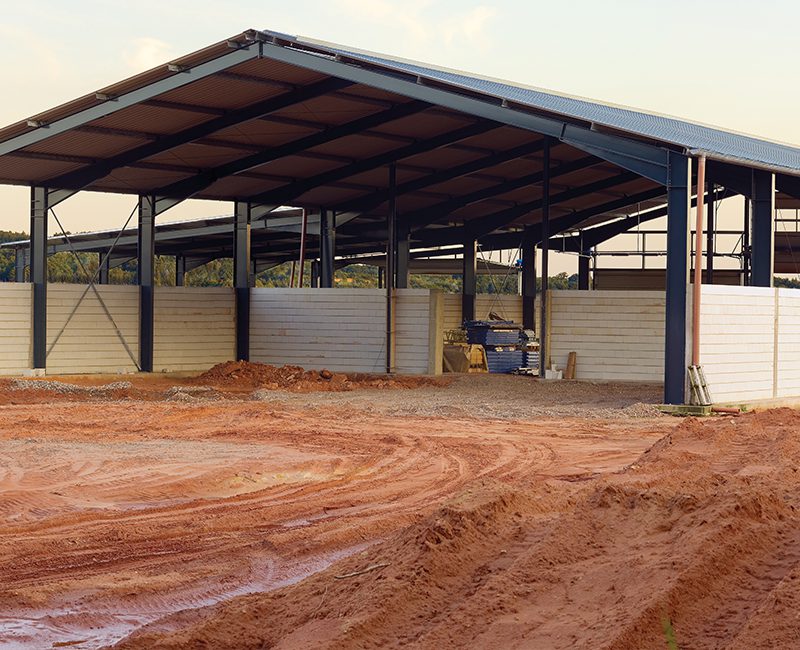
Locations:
154;100;431;201
43;77;354;194
244;120;500;211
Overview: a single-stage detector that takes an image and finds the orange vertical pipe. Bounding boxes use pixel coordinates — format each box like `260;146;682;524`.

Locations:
692;155;706;367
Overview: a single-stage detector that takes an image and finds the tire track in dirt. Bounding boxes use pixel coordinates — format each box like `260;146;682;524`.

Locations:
0;401;665;649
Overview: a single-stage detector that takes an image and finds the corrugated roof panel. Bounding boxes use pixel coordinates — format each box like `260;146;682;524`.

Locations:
284;33;800;175
156;74;285;110
0;157;82;183
22;129;146;158
88;104;209;135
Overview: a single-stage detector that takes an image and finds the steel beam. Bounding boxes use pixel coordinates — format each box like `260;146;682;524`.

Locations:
311;260;320;288
403;155;598;233
98;252;110;284
30;187;48;368
396;223;410;289
462;237;477;324
234;201;251;361
258;39;670;184
465;170;639;241
175;254;186;286
664;152;691;405
335;140;550;224
743;198;751;285
44;76;352;192
245;121;498;209
539;139;552;378
578;254;590;290
154;100;429;201
320;210;335;288
14;248;26;282
521;226;537;330
386;165;397;373
706;180;715;284
138;195;156;372
751;169;775;287
0;44;261;158
421;177;663;248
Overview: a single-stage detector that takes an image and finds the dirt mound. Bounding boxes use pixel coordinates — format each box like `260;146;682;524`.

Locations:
195;361;450;392
112;409;800;649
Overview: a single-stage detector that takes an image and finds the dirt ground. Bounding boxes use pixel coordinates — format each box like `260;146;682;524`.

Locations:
1;367;798;648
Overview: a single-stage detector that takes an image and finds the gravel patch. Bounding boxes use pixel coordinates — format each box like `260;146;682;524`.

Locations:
9;379;133;397
251;374;665;420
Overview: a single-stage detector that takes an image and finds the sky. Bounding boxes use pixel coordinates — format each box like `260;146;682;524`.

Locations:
0;0;797;273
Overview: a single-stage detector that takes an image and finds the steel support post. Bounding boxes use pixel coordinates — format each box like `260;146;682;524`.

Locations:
462;237;477;324
706;181;715;284
15;248;26;282
751;170;775;287
396;221;410;289
175;254;185;287
98;252;110;284
233;201;252;361
743;199;751;285
30;187;48;369
578;254;590;290
521;226;537;330
664;152;691;405
539;138;552;378
386;164;397;373
320;209;335;288
311;260;320;288
138;195;156;372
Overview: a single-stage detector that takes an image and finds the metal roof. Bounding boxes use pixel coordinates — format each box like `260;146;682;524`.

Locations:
302;33;800;176
0;28;797;253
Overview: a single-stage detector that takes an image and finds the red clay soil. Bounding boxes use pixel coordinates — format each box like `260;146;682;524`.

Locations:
0;398;664;649
194;360;451;391
111;408;800;650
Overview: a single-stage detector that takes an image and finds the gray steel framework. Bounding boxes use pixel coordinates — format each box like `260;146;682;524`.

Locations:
0;29;792;404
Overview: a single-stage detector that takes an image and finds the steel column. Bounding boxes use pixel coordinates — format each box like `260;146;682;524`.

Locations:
30;187;48;369
578;254;590;290
539;139;552;378
521;226;537;330
386;164;397;373
310;260;320;288
175;254;186;286
396;222;410;289
137;195;156;372
751;170;775;287
233;201;251;361
15;248;26;282
319;209;335;288
664;152;692;405
743;199;751;285
462;238;477;324
98;252;110;284
706;180;715;284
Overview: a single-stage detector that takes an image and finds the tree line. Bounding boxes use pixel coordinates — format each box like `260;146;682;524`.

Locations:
0;229;581;292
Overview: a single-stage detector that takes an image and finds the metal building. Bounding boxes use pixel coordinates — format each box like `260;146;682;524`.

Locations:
1;29;799;404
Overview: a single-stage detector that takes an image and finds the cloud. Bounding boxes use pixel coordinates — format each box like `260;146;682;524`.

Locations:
123;37;177;73
443;5;497;49
334;0;497;49
336;0;433;42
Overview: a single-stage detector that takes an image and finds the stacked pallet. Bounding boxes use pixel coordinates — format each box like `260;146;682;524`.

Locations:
465;320;524;373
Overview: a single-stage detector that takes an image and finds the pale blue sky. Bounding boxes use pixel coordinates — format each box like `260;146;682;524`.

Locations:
0;0;795;270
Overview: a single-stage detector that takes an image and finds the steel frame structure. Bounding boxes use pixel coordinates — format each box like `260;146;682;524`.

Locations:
1;29;798;403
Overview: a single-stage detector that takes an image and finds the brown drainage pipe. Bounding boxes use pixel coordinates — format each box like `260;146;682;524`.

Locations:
692;155;707;367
